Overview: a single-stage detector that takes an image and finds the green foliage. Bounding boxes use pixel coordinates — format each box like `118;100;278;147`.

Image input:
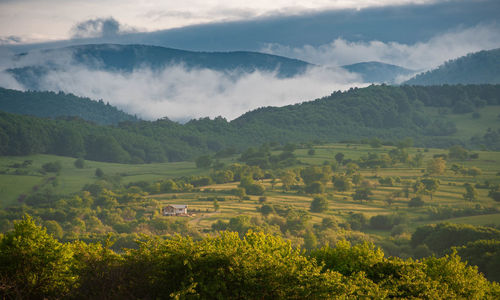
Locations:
332;175;352;191
411;223;500;254
310;196;328;213
42;161;62;173
195;155;212;168
405;48;500;85
74;158;85;169
0;215;76;298
463;183;478;202
0;87;138;125
352;187;373;202
408;196;425;207
455;239;500;282
448;145;469;160
95;168;104;178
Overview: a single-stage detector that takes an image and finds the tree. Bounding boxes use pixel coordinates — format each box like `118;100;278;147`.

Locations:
489;186;500;202
352;188;372;202
195;155;212;168
213;199;220;211
427;157;446;175
74;158;85;169
303;230;318;250
335;152;344;164
280;170;298;191
408;196;425;208
463;183;478;202
415;178;440;201
345;162;359;176
332;175;352;192
307;149;315;155
310;196;328;212
305;181;325;194
467;166;482;177
448;145;468;160
42;161;62;173
259;204;274;217
0;215;76;298
95;168;104;178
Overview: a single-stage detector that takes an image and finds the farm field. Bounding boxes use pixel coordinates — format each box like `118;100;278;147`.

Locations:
1;143;499;242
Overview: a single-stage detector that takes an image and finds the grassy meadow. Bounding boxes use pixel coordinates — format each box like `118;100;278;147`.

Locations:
1;143;499;241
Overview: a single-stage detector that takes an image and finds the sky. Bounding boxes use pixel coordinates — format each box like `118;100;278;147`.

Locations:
0;0;499;121
0;0;442;44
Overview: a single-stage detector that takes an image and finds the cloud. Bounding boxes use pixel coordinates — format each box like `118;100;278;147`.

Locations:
24;64;364;121
260;23;500;70
70;17;135;39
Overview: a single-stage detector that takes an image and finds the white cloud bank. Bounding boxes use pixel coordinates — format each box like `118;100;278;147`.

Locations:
261;23;500;70
0;47;366;121
30;65;365;121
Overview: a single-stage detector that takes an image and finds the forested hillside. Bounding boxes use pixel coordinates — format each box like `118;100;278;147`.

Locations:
405;48;500;85
0;88;138;125
1;84;500;163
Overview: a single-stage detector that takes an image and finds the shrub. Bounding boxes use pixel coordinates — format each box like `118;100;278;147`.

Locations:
409;197;425;208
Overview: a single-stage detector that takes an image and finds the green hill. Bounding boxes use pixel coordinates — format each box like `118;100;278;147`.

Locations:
405;48;500;85
0;88;138;125
1;84;500;164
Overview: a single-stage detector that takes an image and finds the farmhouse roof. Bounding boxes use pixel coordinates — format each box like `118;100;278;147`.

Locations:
167;204;188;209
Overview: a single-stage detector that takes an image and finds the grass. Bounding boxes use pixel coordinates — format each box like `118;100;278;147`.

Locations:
1;143;500;239
0;154;211;207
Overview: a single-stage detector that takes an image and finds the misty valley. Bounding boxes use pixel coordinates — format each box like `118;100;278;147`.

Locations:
1;1;500;298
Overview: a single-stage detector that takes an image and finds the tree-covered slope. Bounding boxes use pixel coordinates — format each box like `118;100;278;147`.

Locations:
405;48;500;85
0;88;138;125
8;44;312;90
342;61;415;83
1;84;500;163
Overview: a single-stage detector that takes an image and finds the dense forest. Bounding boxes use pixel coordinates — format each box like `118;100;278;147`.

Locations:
1;84;500;163
405;48;500;85
0;88;138;125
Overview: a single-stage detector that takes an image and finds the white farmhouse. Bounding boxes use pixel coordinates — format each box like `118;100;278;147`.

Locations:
163;204;188;216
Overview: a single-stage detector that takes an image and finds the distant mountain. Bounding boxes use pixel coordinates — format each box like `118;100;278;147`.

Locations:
0;88;138;125
404;48;500;85
8;44;313;89
341;62;415;83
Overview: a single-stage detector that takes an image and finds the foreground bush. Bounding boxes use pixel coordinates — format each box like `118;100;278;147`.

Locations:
0;215;499;299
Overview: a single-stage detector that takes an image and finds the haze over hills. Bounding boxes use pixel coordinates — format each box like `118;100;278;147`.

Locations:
341;62;415;84
8;44;313;90
405;48;500;85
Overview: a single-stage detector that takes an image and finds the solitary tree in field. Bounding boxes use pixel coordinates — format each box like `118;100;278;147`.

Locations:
310;196;328;212
427;157;446;175
463;183;478;202
352;188;372;203
335;152;344;164
415;178;440;201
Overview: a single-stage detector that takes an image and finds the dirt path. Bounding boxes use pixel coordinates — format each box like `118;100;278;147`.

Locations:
189;211;220;226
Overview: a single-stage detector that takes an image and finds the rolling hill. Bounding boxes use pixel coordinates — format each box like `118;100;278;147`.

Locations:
8;44;313;90
405;48;500;85
341;61;415;83
1;84;500;164
0;87;138;125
